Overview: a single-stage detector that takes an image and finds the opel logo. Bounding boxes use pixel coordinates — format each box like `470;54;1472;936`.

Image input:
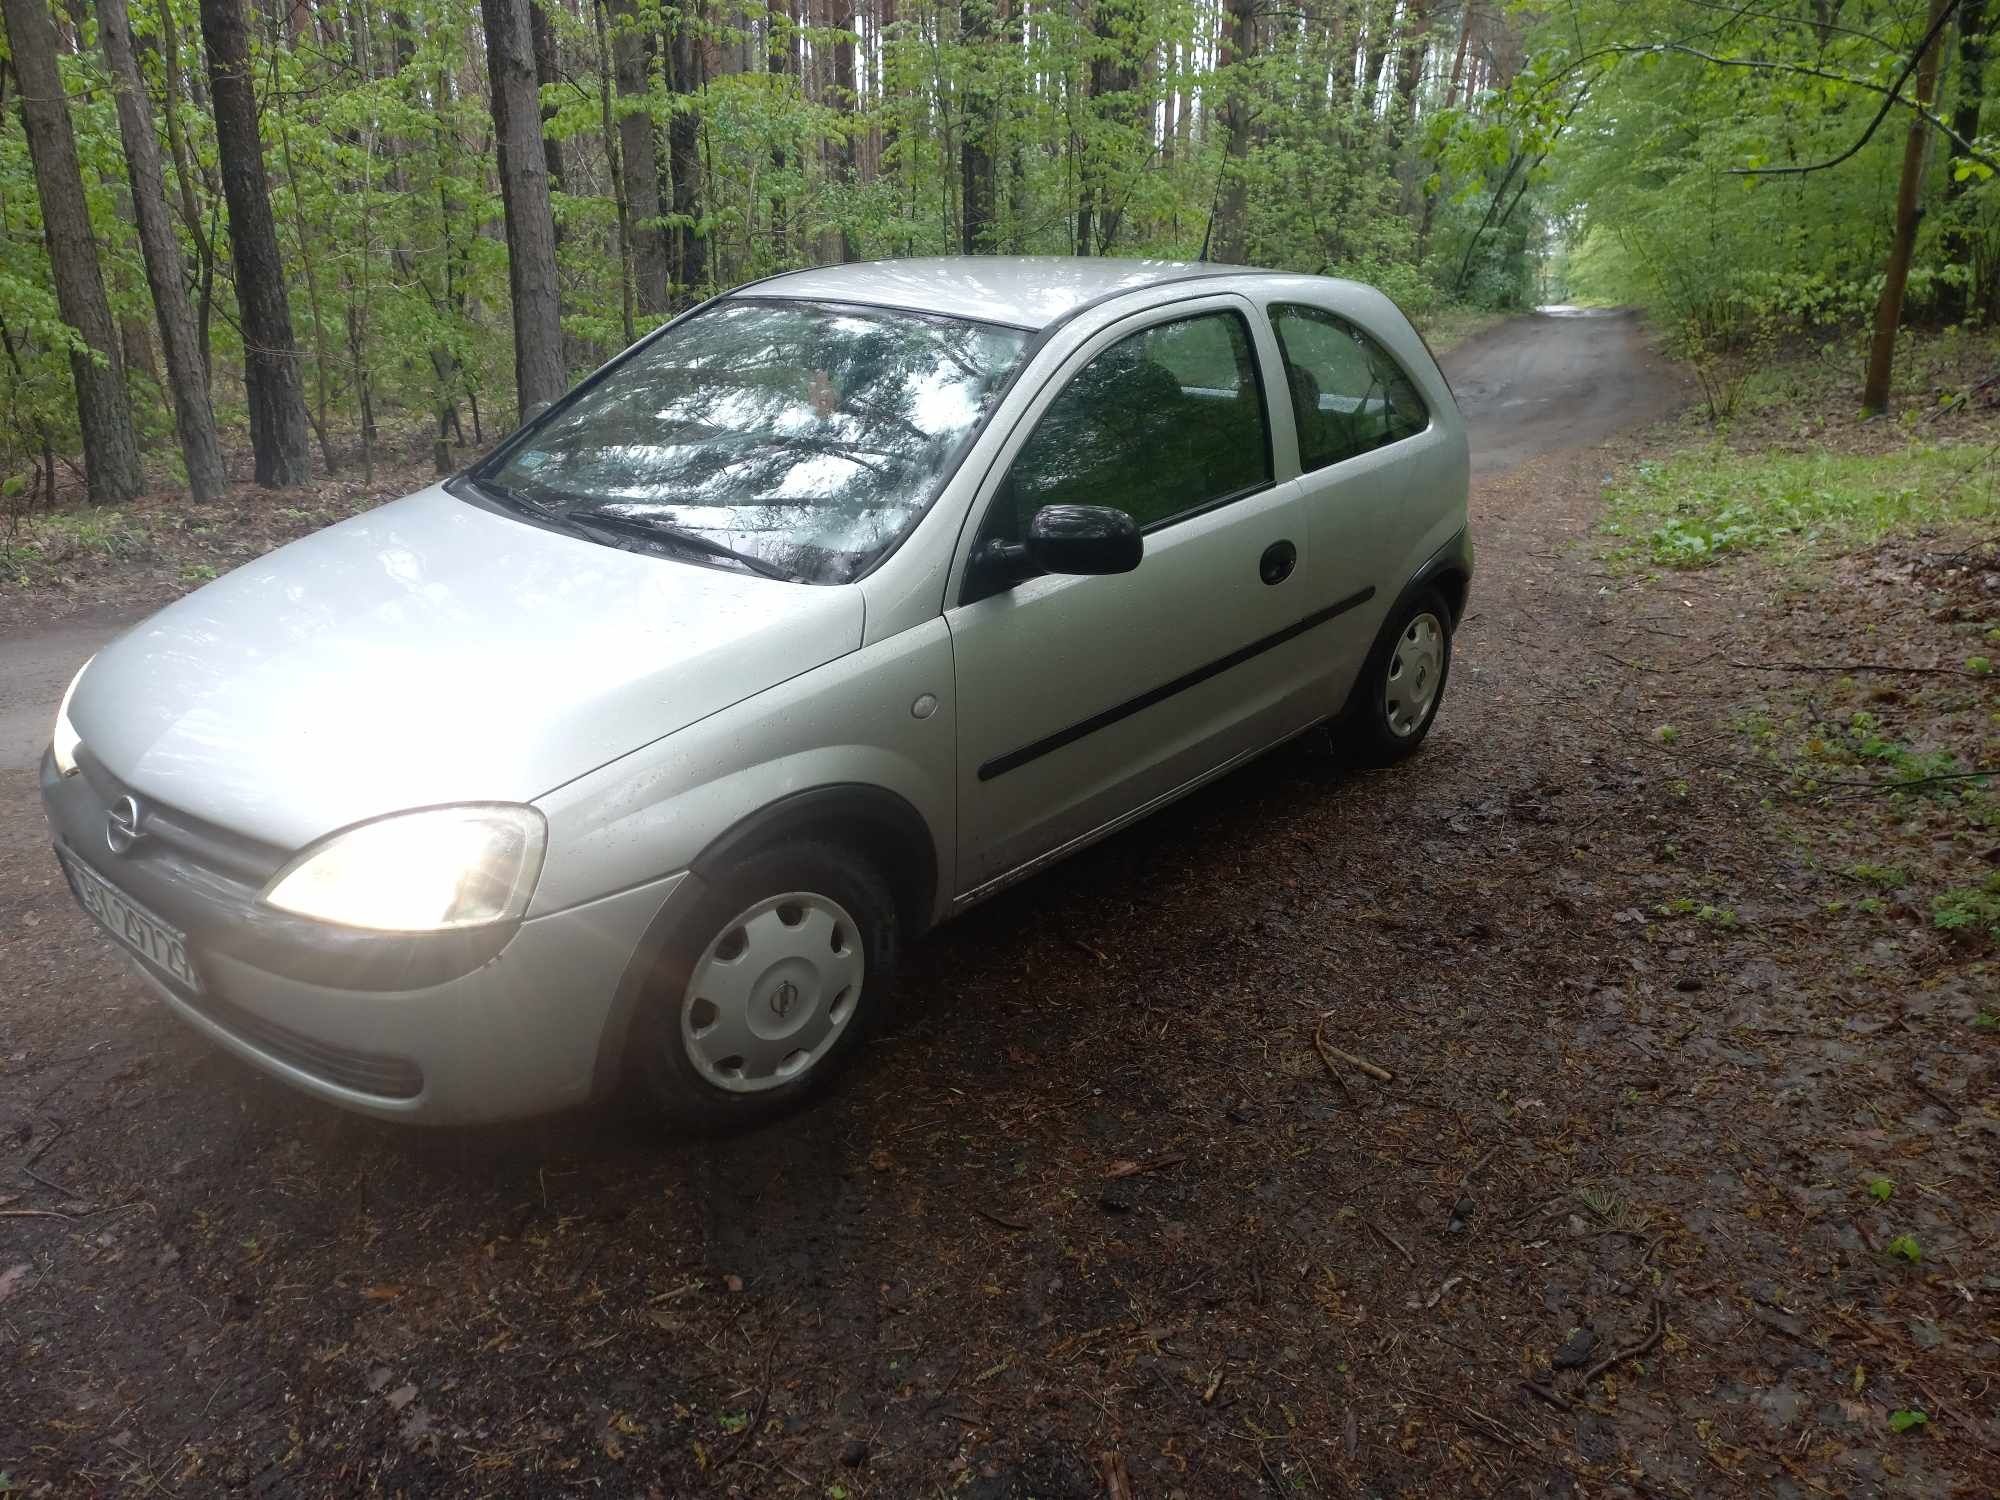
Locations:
106;794;145;855
768;980;799;1020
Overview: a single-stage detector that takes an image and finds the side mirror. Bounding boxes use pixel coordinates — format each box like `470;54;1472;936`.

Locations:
1023;504;1143;576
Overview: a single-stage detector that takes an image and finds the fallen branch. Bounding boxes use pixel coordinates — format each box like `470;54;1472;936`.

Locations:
973;1205;1031;1232
1104;1154;1185;1179
1364;1218;1416;1267
1314;1019;1393;1083
23;1120;66;1168
23;1164;87;1204
1452;1402;1535;1452
1519;1379;1571;1411
712;1328;779;1470
1518;1299;1667;1412
1099;1450;1134;1500
1456;1142;1503;1193
1829;768;1996;797
1727;659;1990;678
1579;1297;1667;1388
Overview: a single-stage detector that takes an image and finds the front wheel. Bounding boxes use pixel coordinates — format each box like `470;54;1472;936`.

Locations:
637;841;898;1130
1335;588;1454;765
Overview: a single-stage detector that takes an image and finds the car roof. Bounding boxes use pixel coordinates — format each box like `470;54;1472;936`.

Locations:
735;256;1269;331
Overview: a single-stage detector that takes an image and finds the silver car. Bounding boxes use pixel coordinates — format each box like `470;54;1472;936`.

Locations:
43;257;1470;1126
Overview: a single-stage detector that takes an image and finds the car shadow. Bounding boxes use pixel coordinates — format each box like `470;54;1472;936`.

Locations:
186;725;1442;1295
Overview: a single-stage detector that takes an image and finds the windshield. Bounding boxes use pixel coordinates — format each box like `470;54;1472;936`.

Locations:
477;299;1030;583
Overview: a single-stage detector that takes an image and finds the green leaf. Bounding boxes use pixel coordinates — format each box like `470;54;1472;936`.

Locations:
1887;1234;1922;1264
1888;1408;1928;1433
1867;1178;1894;1201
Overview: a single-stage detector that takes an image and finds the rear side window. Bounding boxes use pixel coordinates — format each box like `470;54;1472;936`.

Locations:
1269;304;1429;472
987;309;1272;540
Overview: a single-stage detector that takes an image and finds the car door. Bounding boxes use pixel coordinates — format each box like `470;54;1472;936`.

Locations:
943;294;1328;899
1263;300;1454;704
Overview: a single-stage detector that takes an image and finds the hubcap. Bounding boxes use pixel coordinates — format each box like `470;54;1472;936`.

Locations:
681;892;865;1093
1384;611;1445;738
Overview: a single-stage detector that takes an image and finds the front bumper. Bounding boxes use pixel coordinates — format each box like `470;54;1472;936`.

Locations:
41;750;681;1124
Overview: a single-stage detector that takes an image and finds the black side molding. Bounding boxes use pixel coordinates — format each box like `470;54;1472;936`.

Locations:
979;585;1376;782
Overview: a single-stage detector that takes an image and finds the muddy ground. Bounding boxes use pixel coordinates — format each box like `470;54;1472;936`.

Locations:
2;312;1996;1497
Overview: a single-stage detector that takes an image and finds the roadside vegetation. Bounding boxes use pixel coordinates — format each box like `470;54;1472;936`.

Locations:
1598;323;1999;1037
1605;443;1998;567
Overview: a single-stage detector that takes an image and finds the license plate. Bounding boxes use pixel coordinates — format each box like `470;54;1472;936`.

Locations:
59;849;203;993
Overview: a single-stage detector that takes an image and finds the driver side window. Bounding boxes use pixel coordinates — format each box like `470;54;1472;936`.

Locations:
980;309;1272;548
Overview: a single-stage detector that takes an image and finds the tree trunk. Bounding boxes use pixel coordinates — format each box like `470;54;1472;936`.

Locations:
1077;0;1137;255
201;0;313;486
595;0;638;342
611;0;668;313
98;0;227;502
1940;0;1988;324
767;0;791;257
3;0;146;503
1387;0;1428;151
1862;0;1951;415
481;0;568;417
154;0;215;385
667;0;707;297
960;0;994;251
1441;0;1470;109
1209;0;1253;263
829;0;857;259
275;104;338;471
529;0;568;207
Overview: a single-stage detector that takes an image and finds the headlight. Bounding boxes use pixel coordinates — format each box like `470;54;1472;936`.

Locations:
262;804;546;932
52;657;91;776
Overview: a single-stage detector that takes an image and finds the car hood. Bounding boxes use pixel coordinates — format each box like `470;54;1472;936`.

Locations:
71;486;864;852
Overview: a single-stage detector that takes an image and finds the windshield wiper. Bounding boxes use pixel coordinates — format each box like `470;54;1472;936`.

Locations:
463;475;604;542
467;477;804;584
567;508;804;583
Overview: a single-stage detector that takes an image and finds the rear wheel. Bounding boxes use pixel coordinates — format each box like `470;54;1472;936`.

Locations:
637;842;897;1129
1336;587;1453;765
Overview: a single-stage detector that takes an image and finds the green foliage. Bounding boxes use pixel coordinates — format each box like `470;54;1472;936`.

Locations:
1603;447;2000;568
1844;864;1908;889
1889;1408;1930;1433
1887;1233;1923;1264
1933;873;2000;941
1;0;1526;495
1536;1;2000;364
1867;1177;1894;1201
1658;896;1739;928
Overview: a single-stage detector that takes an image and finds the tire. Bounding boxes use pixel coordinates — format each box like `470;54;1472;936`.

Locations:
1335;586;1454;765
636;841;898;1130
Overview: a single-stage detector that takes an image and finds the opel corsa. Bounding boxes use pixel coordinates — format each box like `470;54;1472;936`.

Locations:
43;257;1472;1126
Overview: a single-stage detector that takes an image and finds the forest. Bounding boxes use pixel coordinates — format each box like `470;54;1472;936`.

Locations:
0;0;1995;507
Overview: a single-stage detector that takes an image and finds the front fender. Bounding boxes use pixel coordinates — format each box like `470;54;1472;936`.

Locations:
529;617;957;925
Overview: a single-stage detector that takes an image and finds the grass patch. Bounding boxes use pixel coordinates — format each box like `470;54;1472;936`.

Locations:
1414;305;1515;355
1934;873;2000;942
1603;445;1999;568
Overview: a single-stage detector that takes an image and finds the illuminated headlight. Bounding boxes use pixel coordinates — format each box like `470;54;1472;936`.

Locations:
262;804;546;932
52;657;91;776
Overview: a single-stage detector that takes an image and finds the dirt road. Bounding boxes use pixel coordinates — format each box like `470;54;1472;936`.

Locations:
6;317;1991;1497
0;609;144;775
1445;307;1682;474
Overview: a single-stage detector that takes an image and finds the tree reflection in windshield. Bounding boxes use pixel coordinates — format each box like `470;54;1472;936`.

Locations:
483;300;1029;583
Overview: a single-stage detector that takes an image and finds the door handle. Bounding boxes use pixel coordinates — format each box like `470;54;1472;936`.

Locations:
1259;539;1297;585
